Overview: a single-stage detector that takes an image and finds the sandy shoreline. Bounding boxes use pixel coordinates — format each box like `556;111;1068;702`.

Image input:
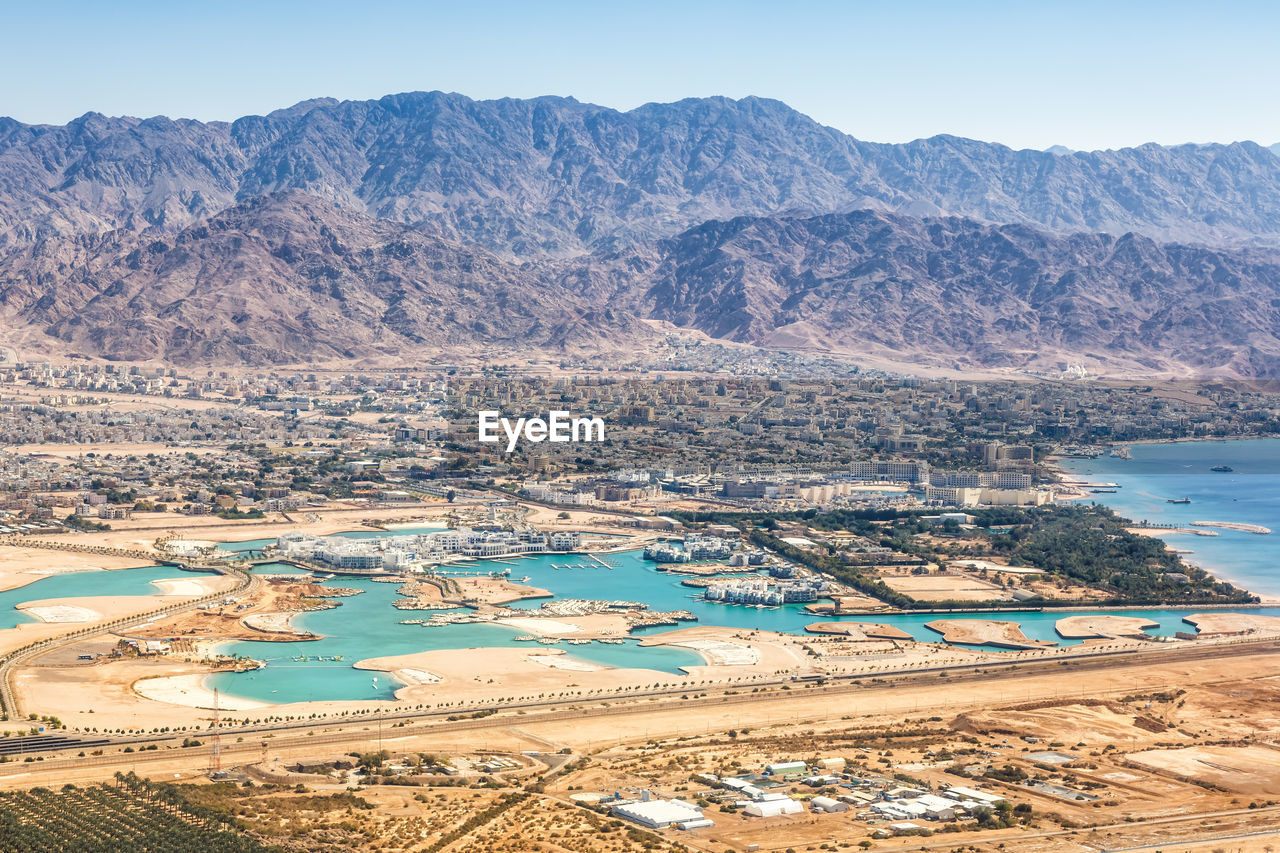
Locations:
242;612;315;637
527;652;603;671
0;546;159;593
133;674;269;710
1055;614;1159;639
805;621;914;640
151;576;224;596
926;618;1057;649
495;616;584;636
1049;445;1280;602
19;604;99;623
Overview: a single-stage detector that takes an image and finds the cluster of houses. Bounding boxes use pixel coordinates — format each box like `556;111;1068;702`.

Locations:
608;758;1008;835
702;576;831;605
642;536;735;563
275;527;582;571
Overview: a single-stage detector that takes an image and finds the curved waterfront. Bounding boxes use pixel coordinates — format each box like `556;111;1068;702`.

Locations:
0;565;191;630
203;547;1280;704
1059;438;1280;597
5;490;1276;707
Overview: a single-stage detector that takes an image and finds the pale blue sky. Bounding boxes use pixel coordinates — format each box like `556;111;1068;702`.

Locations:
2;0;1276;150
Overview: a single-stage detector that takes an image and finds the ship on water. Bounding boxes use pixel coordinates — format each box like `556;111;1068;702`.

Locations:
1211;465;1234;472
1167;497;1192;504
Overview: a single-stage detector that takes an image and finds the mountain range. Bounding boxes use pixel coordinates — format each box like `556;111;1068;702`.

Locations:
2;91;1280;375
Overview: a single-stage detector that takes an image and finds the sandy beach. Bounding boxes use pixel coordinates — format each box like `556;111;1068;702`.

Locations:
495;616;584;635
12;657;285;727
492;613;631;639
638;626;810;675
527;651;604;671
0;545;158;592
352;646;696;706
649;636;759;665
19;604;99;623
134;673;269;710
395;668;442;684
14;594;192;628
242;612;311;636
150;576;228;596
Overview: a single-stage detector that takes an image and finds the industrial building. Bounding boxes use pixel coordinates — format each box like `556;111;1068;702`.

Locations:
809;796;848;813
610;797;708;829
744;797;804;817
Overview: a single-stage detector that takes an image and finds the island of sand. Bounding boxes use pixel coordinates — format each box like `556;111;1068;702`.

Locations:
1183;612;1280;636
805;622;913;641
926;619;1057;649
351;647;699;704
1055;614;1159;639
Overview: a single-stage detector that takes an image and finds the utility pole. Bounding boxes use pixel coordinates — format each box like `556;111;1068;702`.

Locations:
209;688;222;777
374;677;383;755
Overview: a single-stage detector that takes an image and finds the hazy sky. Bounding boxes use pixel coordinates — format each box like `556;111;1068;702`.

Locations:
3;0;1277;151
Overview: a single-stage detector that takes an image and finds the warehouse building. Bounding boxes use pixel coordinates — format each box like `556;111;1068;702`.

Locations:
809;796;849;813
611;798;707;829
744;797;804;817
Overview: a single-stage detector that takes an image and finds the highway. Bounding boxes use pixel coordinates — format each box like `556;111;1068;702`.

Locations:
0;634;1274;789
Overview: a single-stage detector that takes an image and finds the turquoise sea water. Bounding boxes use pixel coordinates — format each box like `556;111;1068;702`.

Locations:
7;463;1277;706
0;566;193;630
205;562;706;703
1058;438;1280;597
204;545;1280;704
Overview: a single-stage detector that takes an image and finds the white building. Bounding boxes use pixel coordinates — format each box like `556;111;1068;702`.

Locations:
611;798;706;829
744;798;804;817
809;796;848;813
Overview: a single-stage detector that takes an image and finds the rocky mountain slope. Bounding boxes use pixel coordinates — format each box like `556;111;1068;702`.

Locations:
632;211;1280;377
0;192;645;364
5;193;1279;375
4;92;1280;374
5;92;1280;259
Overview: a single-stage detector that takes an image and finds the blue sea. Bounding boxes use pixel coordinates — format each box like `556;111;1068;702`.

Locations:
1058;438;1280;597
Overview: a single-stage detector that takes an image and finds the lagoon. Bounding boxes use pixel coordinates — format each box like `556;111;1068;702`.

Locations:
0;566;192;630
206;546;1280;705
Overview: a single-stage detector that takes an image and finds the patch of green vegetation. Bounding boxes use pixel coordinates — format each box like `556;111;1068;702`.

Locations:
0;774;274;853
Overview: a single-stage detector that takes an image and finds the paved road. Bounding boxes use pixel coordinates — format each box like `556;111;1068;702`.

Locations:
0;636;1274;788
